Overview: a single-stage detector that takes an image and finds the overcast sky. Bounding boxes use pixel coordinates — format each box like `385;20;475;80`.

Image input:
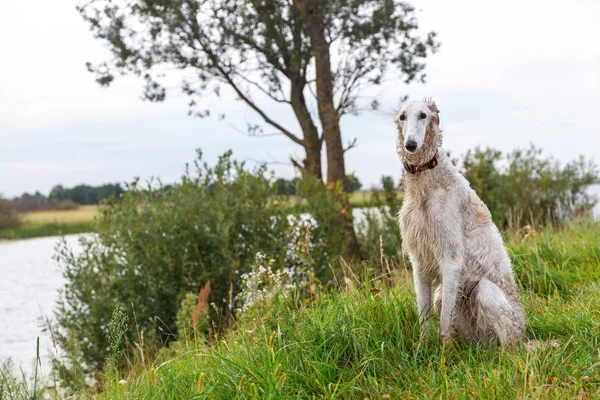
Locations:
1;0;598;197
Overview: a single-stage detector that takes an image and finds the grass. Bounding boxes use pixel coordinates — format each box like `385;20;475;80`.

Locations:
349;190;402;208
271;191;402;210
69;220;600;399
0;206;98;240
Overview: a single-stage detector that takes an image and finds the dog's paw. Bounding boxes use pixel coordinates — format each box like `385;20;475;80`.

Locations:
440;332;452;345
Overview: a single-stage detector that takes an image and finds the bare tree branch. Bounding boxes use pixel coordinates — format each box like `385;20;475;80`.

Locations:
183;19;305;146
243;156;293;166
343;137;358;153
234;72;291;104
229;123;287;138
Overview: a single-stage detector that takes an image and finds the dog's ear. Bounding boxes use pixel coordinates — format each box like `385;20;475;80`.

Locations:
427;102;439;114
393;108;404;137
424;97;440;114
424;98;440;126
393;107;402;124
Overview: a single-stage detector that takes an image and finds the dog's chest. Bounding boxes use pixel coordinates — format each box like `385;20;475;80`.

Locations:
399;186;458;277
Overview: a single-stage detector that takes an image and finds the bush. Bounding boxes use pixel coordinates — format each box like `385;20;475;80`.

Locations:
462;145;598;228
175;280;212;340
54;150;312;379
296;177;352;281
55;200;79;211
357;176;403;263
0;197;21;229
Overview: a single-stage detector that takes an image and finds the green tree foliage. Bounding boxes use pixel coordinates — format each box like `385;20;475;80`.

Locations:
380;176;396;192
345;173;362;193
54;151;313;377
272;178;300;196
0;196;21;230
462;145;599;227
49;183;124;205
10;184;124;212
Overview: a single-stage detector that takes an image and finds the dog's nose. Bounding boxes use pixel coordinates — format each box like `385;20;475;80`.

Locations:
405;140;418;152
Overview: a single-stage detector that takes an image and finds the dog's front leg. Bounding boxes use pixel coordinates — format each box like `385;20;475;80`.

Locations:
439;258;461;344
410;255;432;338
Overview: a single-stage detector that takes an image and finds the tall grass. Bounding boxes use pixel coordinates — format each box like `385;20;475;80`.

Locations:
73;220;600;399
0;337;47;400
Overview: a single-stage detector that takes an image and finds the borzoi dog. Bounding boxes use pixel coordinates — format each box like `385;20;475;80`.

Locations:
395;99;526;345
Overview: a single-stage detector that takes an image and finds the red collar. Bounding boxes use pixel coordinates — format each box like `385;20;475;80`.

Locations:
404;152;440;174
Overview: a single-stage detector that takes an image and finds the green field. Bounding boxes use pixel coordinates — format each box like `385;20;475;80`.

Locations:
0;205;98;240
20;205;99;225
44;220;600;399
349;190;402;208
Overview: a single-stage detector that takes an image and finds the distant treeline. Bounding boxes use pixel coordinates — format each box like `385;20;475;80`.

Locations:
11;183;124;212
8;175;361;212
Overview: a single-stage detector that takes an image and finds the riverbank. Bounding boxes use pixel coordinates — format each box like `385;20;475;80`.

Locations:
0;206;98;240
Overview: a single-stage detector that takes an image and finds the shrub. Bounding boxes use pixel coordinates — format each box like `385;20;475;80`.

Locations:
175;281;212;340
54;150;309;378
356;176;406;278
55;200;79;211
0;197;21;230
296;177;352;280
462;145;598;228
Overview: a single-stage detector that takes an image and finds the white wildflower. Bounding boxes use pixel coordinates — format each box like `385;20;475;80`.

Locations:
236;252;295;314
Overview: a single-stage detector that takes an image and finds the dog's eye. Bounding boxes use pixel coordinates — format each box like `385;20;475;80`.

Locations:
419;112;427;119
399;114;406;121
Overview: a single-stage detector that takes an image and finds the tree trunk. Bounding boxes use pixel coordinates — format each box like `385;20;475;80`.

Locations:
294;0;361;258
290;79;323;180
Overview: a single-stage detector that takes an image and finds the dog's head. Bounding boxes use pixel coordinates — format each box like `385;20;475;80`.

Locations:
394;99;441;161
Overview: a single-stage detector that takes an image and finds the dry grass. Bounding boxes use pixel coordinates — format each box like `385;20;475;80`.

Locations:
268;191;403;209
349;190;403;206
19;205;99;226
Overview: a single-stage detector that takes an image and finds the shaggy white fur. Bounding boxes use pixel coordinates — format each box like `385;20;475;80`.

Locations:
395;99;526;345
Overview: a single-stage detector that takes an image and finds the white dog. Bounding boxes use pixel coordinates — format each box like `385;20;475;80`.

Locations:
395;99;525;345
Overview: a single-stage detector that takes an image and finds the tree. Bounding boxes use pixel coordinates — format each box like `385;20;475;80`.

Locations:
273;177;299;195
78;0;439;256
49;185;67;202
462;145;599;227
49;183;124;205
381;175;395;191
345;173;362;193
0;196;21;230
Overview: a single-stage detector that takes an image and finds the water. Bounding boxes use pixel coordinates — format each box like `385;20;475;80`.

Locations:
590;183;600;218
0;234;84;376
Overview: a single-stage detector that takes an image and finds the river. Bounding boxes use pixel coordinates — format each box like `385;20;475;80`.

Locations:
0;235;83;377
